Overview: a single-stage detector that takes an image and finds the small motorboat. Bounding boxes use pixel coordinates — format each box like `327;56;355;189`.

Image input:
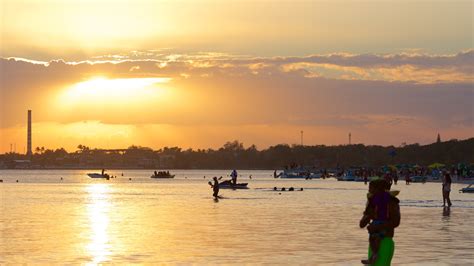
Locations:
87;173;110;179
460;184;474;193
218;180;249;189
279;168;321;179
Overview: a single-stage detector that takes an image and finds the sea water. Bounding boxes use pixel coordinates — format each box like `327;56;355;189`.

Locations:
1;170;473;265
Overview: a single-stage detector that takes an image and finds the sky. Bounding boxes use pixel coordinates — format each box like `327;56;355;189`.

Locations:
0;0;473;153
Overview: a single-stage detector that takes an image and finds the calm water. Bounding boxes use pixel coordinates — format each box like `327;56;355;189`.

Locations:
1;170;473;265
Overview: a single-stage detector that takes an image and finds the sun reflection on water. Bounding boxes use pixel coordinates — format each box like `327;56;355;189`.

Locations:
85;184;112;265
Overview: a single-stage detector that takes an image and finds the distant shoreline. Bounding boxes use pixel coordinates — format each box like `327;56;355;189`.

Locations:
1;168;472;184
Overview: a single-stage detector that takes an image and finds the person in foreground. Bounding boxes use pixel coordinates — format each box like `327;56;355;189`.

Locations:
360;179;400;265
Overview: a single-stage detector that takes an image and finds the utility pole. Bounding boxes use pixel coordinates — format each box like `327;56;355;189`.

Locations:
27;110;32;156
301;130;304;146
349;132;351;145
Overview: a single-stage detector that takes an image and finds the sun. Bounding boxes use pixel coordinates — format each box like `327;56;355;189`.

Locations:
57;77;171;108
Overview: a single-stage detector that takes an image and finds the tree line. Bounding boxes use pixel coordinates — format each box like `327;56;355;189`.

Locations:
1;138;473;169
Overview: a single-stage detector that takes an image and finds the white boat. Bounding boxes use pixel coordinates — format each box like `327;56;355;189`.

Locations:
280;168;321;179
87;173;110;179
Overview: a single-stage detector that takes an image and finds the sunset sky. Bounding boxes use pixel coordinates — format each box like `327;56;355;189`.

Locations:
0;0;473;153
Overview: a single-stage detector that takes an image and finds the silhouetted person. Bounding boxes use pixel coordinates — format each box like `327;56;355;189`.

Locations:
442;173;452;207
210;177;220;198
230;169;238;185
384;173;393;190
360;179;400;265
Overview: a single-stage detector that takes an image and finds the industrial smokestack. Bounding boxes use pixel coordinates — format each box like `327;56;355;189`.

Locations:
27;110;32;156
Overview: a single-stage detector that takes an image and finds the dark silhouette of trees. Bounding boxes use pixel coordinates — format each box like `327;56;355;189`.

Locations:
1;138;473;169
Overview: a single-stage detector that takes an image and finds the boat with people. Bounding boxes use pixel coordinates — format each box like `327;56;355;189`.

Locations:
218;180;249;189
150;170;175;179
460;184;474;193
87;169;111;179
87;173;111;179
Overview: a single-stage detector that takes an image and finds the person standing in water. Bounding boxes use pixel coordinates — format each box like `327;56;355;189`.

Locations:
210;177;220;199
230;169;238;185
442;172;452;207
360;179;401;265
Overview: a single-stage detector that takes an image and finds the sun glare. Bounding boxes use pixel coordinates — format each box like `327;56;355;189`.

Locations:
58;77;171;107
86;184;112;264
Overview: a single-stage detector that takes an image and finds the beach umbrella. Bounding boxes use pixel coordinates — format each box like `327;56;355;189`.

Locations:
428;163;445;169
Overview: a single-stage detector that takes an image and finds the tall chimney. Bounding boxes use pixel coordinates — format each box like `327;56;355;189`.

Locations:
27;110;32;156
